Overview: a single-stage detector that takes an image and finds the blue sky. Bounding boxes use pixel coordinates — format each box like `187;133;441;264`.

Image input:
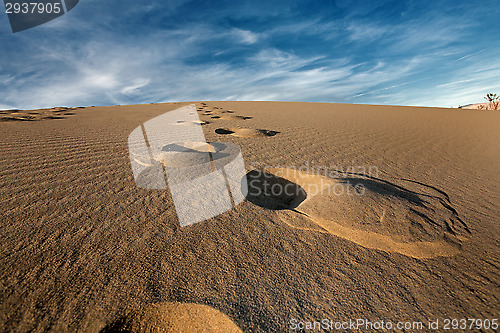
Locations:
1;0;499;109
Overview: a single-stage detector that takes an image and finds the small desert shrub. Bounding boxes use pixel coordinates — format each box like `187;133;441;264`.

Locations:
478;93;500;110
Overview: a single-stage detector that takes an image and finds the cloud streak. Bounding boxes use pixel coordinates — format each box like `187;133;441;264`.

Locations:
0;0;499;109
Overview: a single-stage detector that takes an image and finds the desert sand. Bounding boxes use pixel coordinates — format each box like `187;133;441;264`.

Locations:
0;101;499;331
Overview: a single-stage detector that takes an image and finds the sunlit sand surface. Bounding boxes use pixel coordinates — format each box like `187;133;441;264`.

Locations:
0;101;498;331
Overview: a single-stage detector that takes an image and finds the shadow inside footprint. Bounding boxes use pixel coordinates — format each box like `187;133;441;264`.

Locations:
215;128;235;135
245;170;307;210
258;130;279;136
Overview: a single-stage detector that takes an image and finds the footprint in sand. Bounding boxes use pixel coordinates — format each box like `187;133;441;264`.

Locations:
211;115;252;120
215;128;280;138
101;302;242;333
245;168;470;259
196;104;252;121
196;104;277;138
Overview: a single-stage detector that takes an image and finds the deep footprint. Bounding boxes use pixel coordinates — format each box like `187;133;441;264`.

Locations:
245;170;307;210
215;128;235;135
245;168;469;259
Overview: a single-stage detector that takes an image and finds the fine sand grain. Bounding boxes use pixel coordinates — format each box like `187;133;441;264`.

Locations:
0;101;499;332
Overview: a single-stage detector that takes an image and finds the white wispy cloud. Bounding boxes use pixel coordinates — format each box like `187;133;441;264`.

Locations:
1;0;499;109
121;78;151;95
346;22;388;41
230;28;260;45
3;30;496;109
437;79;477;87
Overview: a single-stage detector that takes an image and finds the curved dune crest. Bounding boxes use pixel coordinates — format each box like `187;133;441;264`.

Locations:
101;302;243;333
252;168;469;259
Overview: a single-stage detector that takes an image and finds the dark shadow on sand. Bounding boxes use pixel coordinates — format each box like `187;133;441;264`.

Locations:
244;170;307;210
337;177;427;207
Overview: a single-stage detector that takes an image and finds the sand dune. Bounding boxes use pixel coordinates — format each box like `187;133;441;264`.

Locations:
0;101;498;331
461;102;488;109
